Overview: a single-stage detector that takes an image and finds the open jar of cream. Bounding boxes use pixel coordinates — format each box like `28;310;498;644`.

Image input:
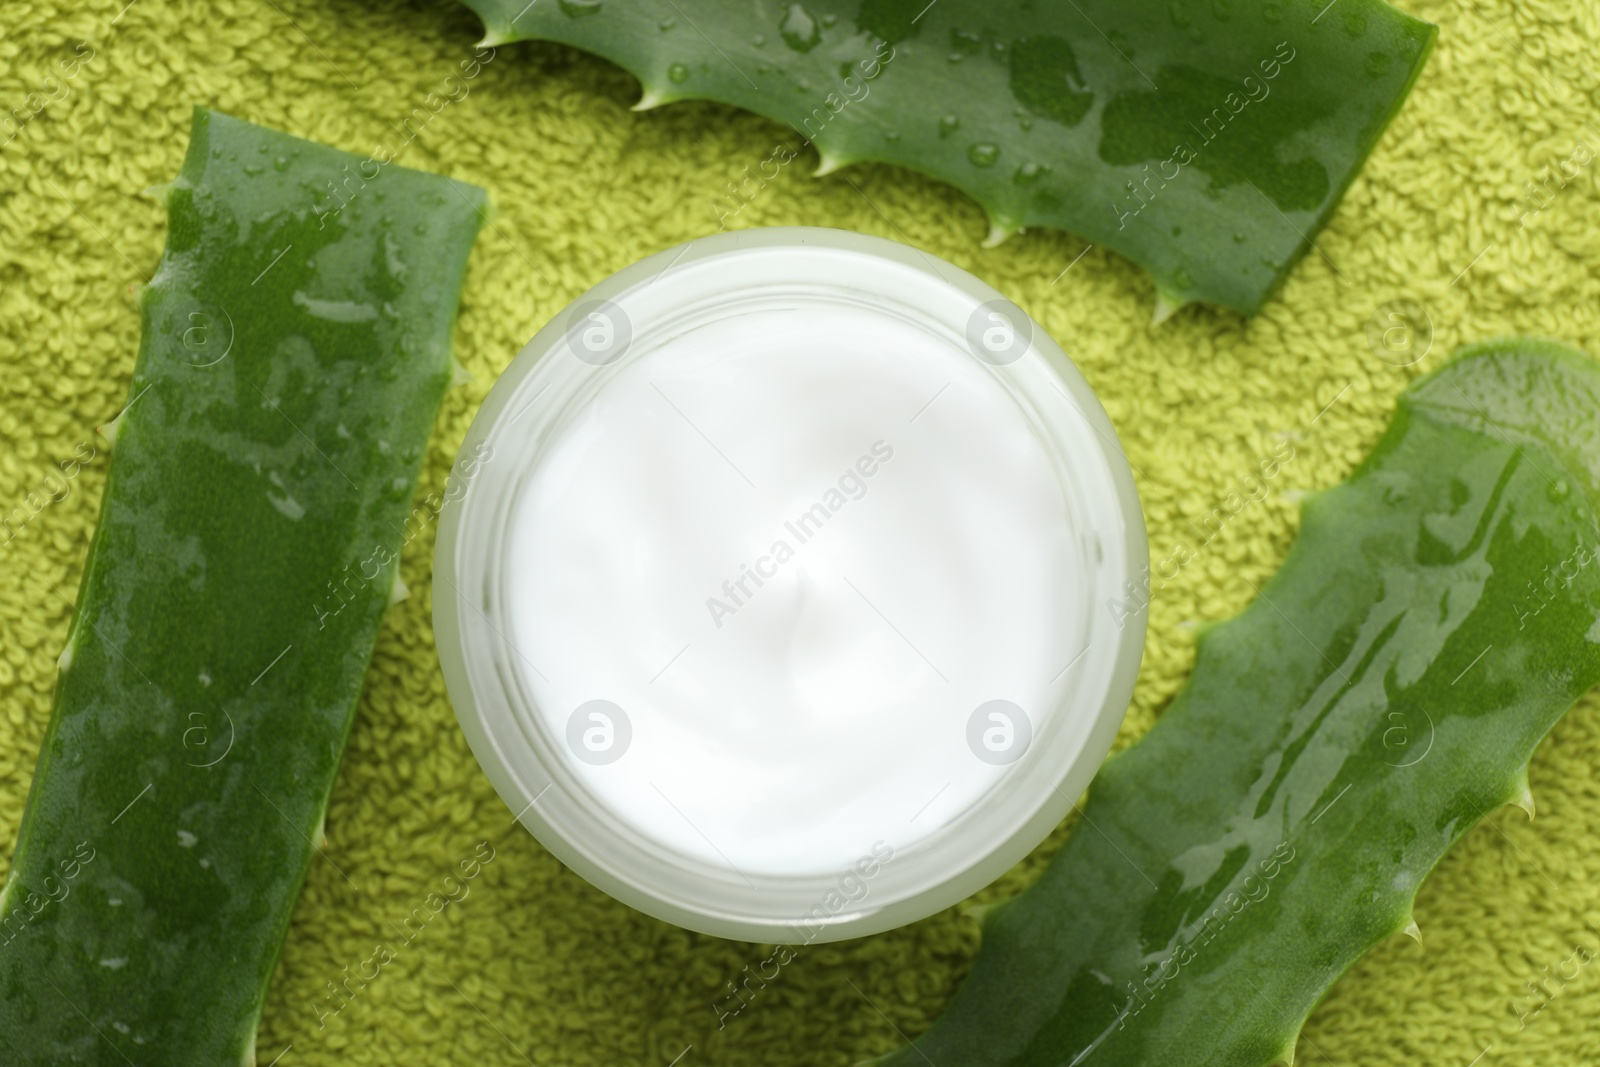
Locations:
434;228;1146;943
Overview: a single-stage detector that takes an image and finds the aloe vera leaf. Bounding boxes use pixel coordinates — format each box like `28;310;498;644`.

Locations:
0;107;483;1064
880;339;1600;1067
460;0;1435;316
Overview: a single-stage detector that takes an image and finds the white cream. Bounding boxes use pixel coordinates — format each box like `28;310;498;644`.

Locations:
504;301;1082;875
436;229;1145;942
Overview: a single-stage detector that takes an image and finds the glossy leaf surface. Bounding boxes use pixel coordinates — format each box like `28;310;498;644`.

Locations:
883;340;1600;1067
461;0;1435;315
0;109;484;1064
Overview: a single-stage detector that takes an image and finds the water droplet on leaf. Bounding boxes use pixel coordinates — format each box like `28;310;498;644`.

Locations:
968;143;1000;167
779;3;821;51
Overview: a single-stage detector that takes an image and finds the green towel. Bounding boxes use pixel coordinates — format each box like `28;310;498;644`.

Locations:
2;0;1598;1063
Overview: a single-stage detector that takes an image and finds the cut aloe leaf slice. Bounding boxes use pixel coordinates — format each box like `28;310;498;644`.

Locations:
0;107;483;1064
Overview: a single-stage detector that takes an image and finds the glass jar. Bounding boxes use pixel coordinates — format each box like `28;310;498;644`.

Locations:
434;228;1146;943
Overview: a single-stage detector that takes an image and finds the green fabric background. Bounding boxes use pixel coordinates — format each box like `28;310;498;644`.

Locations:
2;0;1599;1063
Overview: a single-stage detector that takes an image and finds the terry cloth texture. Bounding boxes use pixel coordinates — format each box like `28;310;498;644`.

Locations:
3;0;1600;1064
